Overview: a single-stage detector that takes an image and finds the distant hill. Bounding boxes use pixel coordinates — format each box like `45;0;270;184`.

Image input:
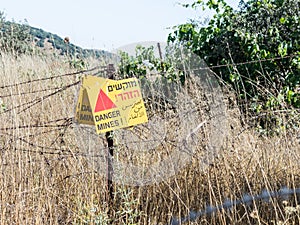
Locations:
1;19;110;58
29;25;109;58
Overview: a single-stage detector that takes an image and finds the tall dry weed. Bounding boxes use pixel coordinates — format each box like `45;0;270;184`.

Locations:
0;53;299;225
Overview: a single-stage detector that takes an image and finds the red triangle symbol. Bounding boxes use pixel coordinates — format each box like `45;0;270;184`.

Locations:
94;89;116;112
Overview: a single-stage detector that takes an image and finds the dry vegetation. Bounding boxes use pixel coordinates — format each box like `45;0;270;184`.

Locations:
0;52;299;225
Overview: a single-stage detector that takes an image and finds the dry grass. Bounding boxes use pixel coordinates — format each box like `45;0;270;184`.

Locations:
0;53;299;225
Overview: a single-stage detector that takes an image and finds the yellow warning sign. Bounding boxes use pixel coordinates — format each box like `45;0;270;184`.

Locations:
75;75;148;134
74;86;94;126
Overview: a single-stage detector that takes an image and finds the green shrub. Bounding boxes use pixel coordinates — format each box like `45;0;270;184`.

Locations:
168;0;300;133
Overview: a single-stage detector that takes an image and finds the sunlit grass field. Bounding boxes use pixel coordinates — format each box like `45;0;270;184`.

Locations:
0;53;299;225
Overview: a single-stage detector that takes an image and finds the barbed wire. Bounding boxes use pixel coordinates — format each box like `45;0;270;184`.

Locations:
0;56;298;153
116;54;296;77
0;62;298;154
0;86;61;98
168;187;300;225
0;96;296;159
2;131;72;152
1;155;71;167
194;54;295;71
1;110;208;159
0;65;106;89
0;117;72;131
0;80;80;115
0;57;298;224
0;54;295;91
15;147;103;158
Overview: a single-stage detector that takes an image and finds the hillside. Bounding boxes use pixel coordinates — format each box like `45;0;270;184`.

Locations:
0;19;110;58
29;25;109;58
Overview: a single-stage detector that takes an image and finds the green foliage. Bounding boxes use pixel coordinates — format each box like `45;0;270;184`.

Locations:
69;57;87;71
0;12;33;55
73;187;142;225
168;0;300;133
114;187;141;225
117;44;185;84
0;98;6;113
36;39;44;48
118;45;161;79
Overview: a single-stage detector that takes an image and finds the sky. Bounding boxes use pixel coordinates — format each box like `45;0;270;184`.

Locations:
1;0;239;51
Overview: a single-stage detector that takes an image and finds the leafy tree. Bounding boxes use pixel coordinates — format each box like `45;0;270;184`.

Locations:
168;0;300;132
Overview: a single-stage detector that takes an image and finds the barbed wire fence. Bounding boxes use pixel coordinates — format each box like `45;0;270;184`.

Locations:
0;54;295;91
0;54;299;224
0;55;298;147
0;65;110;167
0;53;298;140
0;55;299;166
